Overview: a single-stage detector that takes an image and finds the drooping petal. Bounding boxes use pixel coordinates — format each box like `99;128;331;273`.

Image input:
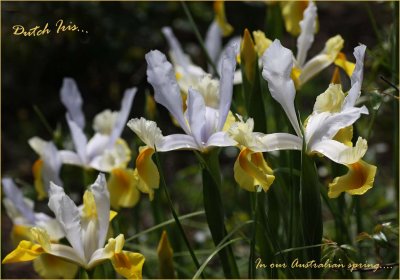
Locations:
342;44;367;110
257;133;303;152
89;174;111;250
108;88;137;148
2;178;36;224
206;131;237;148
296;0;317;67
111;251;145;279
157;134;199;152
58;150;83;166
33;254;79;279
299;35;344;85
108;168;140;209
60;77;85;129
205;21;223;69
328;160;376;198
310;137;368;165
186;88;206;147
66;116;88;164
145;50;190;134
2;240;44;263
333;52;355;77
161;27;191;70
306;107;368;147
262;40;302;136
136;146;160;200
234;148;275;192
48;182;85;261
217;44;237;131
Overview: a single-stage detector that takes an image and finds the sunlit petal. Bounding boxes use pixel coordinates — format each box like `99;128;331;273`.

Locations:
328;160;376;198
136;147;160;201
108;168;140;209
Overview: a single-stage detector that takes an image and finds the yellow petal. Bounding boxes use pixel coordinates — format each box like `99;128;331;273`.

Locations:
240;29;257;85
157;231;175;279
11;225;34;245
234;148;275;192
111;251;145;279
33;254;78;279
314;84;345;113
324;35;344;61
252;30;272;58
108;168;140;209
222;111;236;132
333;126;353;147
334;52;356;78
82;190;97;219
145;92;157;120
328;160;377;198
30;227;51;252
291;66;302;90
32;159;47;200
280;1;310;36
214;1;233;36
110;210;118;221
136;147;160;201
2;240;44;263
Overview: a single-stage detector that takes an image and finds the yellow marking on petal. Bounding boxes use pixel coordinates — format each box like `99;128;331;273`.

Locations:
241;29;257;85
334;52;355;78
111;251;145;279
82;190;97;220
333;126;353;147
330;66;341;85
252;30;272;58
145;92;157;120
291;66;302;90
175;71;183;81
157;231;175;279
314;84;345;113
234;148;275;192
32;159;47;200
33;254;78;279
2;240;44;263
214;1;233;37
328;160;377;198
280;1;310;36
108;168;140;209
136;147;160;201
222;111;236;132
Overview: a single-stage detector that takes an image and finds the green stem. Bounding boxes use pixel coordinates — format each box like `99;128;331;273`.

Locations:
154;151;205;279
248;192;258;279
180;1;219;78
33;104;54;138
200;149;239;278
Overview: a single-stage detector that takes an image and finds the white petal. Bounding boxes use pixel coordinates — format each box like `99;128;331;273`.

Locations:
108;87;137;148
306;107;368;148
86;133;110;162
48;182;85;262
299;54;332;85
59;150;83;166
60;78;85;129
296;1;317;67
262;40;302;136
205;20;222;72
311;137;367;165
41;142;63;192
205;131;237;148
158;134;200;151
342;44;367;110
48;243;86;267
162;27;191;69
217;36;241;75
28;137;47;156
89;174;110;249
257;133;303;152
35;214;65;241
66;116;88;164
217;44;237;131
127;117;164;148
145;50;190;134
2;178;36;224
186;88;206;146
